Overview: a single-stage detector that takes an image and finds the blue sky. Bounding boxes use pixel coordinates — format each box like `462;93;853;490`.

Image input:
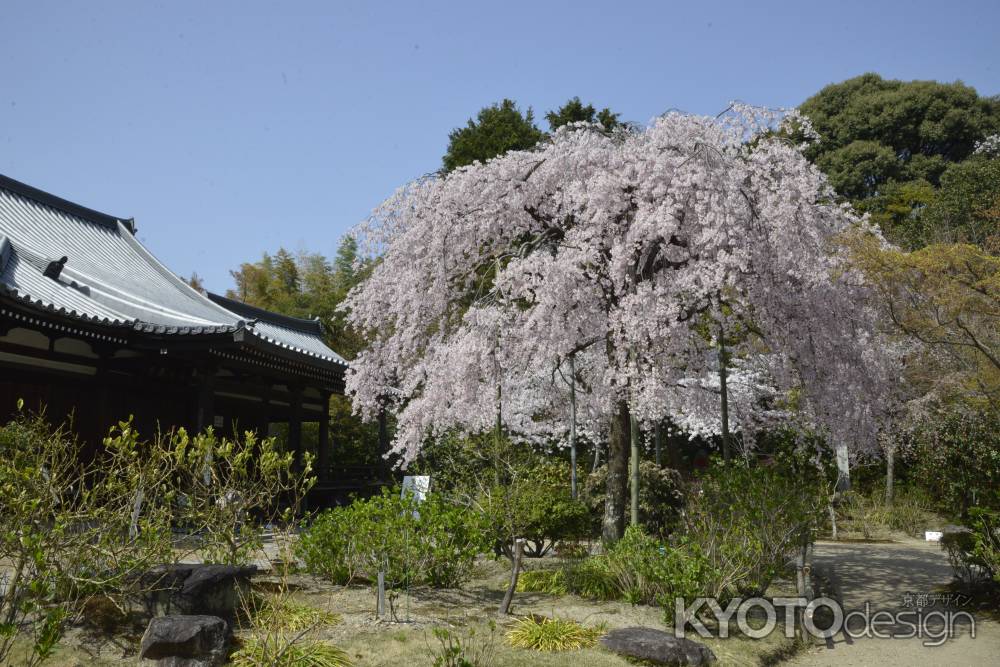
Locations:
2;0;998;292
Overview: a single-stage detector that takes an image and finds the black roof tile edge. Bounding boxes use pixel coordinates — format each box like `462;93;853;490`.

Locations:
0;174;135;233
206;292;327;336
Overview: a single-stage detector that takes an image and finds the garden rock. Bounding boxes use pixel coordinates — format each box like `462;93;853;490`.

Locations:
600;627;716;665
139;615;228;666
140;564;256;620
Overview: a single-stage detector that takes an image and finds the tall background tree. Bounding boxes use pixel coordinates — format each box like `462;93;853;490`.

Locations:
226;238;378;465
798;73;1000;249
441;99;546;173
442;97;628;172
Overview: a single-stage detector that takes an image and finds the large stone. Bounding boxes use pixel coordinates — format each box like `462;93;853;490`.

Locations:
139;615;228;667
140;564;256;620
600;627;716;666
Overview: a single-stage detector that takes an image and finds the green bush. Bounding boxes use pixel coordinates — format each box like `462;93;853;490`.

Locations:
943;509;1000;584
516;569;568;595
838;488;937;539
411;434;590;558
970;508;1000;583
297;488;489;588
583;461;684;538
909;409;1000;517
683;460;823;598
530;528;716;623
562;557;618;601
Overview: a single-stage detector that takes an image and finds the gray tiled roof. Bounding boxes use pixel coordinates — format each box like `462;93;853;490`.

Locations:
0;174;347;367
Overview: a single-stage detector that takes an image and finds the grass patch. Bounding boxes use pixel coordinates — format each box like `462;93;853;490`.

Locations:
516;569;568;595
505;615;604;652
231;636;353;667
250;593;342;632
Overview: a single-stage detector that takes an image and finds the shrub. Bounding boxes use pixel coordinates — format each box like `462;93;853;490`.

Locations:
538;528;716;623
683;460;823;598
478;458;590;558
909;409;1000;517
412;434;590;558
516;569;568;595
297;488;489;588
837;488;937;539
603;527;715;621
428;622;499;667
943;509;1000;584
583;461;684;538
970;508;1000;583
562;557;618;601
230;637;352;667
0;411;176;665
169;426;314;565
505;615;603;651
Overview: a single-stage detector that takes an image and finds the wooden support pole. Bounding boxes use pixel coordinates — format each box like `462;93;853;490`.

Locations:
317;392;331;482
289;386;303;471
196;368;216;433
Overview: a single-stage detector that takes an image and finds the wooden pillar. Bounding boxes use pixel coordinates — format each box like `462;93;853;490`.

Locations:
317;392;331;482
289;386;303;471
196;368;216;433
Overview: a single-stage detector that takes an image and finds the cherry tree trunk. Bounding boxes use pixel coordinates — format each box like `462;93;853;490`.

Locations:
602;401;630;543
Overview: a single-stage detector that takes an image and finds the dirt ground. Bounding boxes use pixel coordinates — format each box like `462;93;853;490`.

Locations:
36;557;796;667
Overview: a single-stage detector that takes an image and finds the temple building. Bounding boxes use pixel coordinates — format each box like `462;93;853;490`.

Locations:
0;173;350;482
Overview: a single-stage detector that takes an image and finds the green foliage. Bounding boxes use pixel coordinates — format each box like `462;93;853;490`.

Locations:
429;622;498;667
922;156;1000;248
231;636;353;667
170;426;314;565
799;73;1000;246
941;509;1000;585
837;488;937;539
515;569;568;595
413;434;588;557
969;508;1000;584
856;178;937;250
801;73;1000;185
227;237;373;359
505;615;603;652
442;99;546;173
545;97;622;133
561;557;618;601
530;528;716;623
683;460;823;598
0;407;314;663
0;411;176;665
297;488;489;588
601;527;714;619
481;458;590;557
250;593;342;632
583;461;684;538
909;409;1000;517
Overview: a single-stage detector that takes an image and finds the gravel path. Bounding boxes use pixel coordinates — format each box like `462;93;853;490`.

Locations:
787;539;1000;666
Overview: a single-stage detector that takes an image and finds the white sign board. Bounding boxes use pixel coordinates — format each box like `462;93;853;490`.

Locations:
925;531;943;542
401;475;431;503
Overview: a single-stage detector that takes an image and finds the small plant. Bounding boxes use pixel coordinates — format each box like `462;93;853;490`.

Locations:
250;593;342;632
428;622;498;667
230;636;352;667
505;615;603;652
